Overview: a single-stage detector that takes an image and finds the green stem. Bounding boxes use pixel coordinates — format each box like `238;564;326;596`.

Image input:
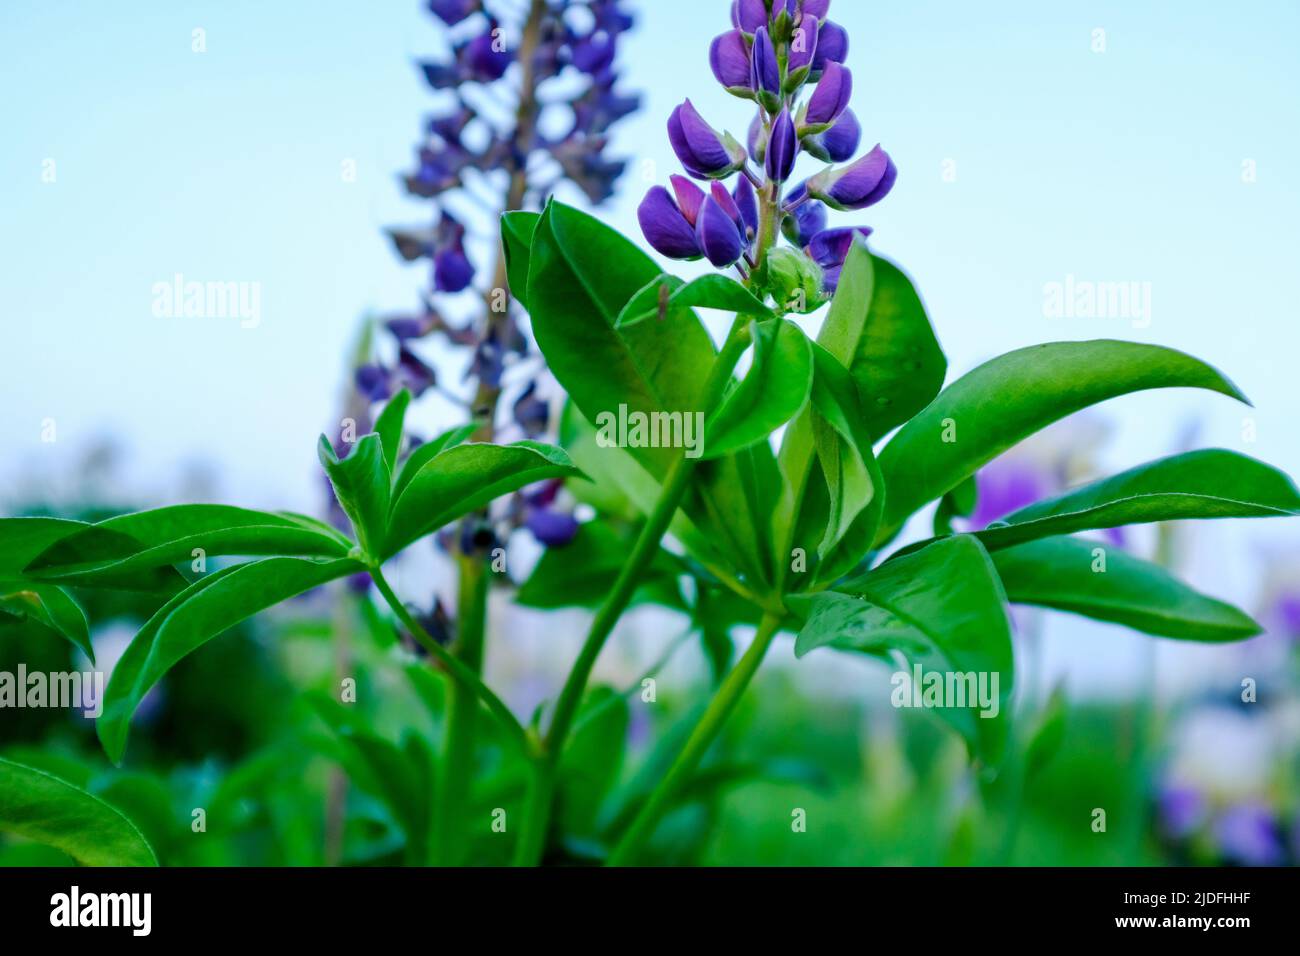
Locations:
369;566;530;760
435;554;489;865
511;315;755;866
607;610;785;866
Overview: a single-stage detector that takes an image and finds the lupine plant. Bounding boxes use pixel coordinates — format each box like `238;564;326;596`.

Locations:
2;0;1299;867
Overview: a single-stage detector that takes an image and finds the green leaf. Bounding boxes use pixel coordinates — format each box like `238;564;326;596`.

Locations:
815;245;946;442
25;504;350;586
319;433;390;559
392;423;478;502
704;318;813;460
875;340;1249;544
557;687;630;839
934;475;978;537
971;448;1300;552
789;536;1013;763
0;517;88;573
98;557;362;763
0;757;157;865
386;441;582;556
0;580;93;660
501;210;541;313
1024;684;1067;782
374;388;412;474
991;535;1261;641
615;273;775;327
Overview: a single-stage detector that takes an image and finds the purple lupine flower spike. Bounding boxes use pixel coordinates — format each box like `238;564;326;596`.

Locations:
638;186;702;260
751;27;782;110
695;195;746;266
766;108;798;182
805;62;852;128
710;30;754;96
807;144;896;210
668;99;747;179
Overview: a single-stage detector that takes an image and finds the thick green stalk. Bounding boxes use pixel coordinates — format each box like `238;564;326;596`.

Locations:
369;566;529;759
511;315;755;866
435;554;489;865
607;610;785;865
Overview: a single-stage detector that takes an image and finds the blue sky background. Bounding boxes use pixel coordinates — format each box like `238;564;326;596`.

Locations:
3;1;1298;690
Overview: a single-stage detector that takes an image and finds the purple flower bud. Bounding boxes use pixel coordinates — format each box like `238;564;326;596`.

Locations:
668;99;747;179
733;175;759;239
805;62;852;127
751;27;782;107
748;113;768;163
428;0;479;26
731;0;768;34
765;108;798;182
670;173;706;225
821;108;861;161
710;30;754;96
783;198;827;247
695;195;746;267
807;143;896;210
465;28;512;81
811;20;848;74
527;508;580;548
808;226;873;268
787;17;819;90
710;180;747;235
801;0;831;20
355;364;393;402
434;244;475;292
638;186;702;260
572;33;617;74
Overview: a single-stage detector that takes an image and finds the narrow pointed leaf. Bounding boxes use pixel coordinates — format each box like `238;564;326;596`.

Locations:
970;449;1300;551
319;433;390;559
386;441;582;556
0;757;158;866
0;580;93;660
501;210;541;312
99;557;362;763
616;273;775;327
991;535;1261;641
876;340;1250;543
25;504;350;586
374;388;412;474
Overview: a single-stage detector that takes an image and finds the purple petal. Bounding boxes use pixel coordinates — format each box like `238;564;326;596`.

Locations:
765;108;797;182
709;30;753;91
695;196;745;267
806;63;852;126
527;508;580;548
638;186;701;259
670;174;706;226
751;27;781;97
669;100;734;178
812;20;848;72
822;108;861;162
733;175;759;237
434;246;475;292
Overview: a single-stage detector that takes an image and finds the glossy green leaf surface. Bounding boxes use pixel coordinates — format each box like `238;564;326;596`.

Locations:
875;340;1249;543
318;434;391;559
0;756;157;866
704;318;812;460
790;536;1013;763
0;579;93;660
815;244;946;442
991;535;1261;641
99;557;362;763
386;441;582;556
